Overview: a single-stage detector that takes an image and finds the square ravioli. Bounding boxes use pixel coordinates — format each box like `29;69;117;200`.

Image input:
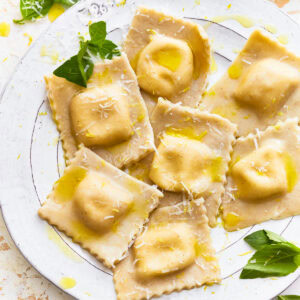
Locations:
200;30;300;137
124;7;211;113
222;118;300;231
113;199;220;300
45;54;154;168
38;146;163;268
149;98;236;226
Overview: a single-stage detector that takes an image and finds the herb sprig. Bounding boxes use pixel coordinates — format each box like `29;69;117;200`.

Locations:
13;0;79;24
53;21;121;87
240;230;300;279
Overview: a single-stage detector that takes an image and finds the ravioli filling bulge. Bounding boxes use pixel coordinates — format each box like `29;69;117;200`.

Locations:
231;145;287;200
134;222;196;278
136;35;193;98
233;58;300;113
73;171;133;233
149;134;220;194
70;85;133;147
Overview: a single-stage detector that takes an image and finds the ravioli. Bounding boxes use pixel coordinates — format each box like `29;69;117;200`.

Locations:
222;118;300;231
149;98;236;226
124;7;211;113
113;199;220;300
45;54;154;168
200;30;300;137
38;147;163;268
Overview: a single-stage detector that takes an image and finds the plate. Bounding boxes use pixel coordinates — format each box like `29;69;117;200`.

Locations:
1;0;300;299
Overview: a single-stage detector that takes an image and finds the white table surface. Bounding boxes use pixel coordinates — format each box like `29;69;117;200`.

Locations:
0;0;300;298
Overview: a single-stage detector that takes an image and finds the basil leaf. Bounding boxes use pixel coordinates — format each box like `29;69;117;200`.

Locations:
53;55;86;87
266;230;289;244
245;230;300;254
278;296;300;300
294;254;300;266
77;41;94;86
245;230;289;250
53;21;120;86
14;0;54;24
240;244;299;279
54;0;79;6
89;21;107;43
99;40;121;59
244;230;273;250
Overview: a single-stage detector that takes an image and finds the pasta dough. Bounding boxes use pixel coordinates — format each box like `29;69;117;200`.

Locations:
124;7;211;113
149;98;236;226
45;54;154;168
223;118;300;231
200;30;300;137
38;147;163;268
113;199;220;300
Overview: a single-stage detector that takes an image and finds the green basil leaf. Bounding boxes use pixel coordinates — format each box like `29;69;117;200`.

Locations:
77;41;94;86
240;244;299;279
14;0;54;24
266;230;289;244
244;230;273;250
99;40;121;59
54;0;79;6
53;21;120;86
89;21;107;43
245;230;291;250
53;55;86;87
278;296;300;300
245;230;300;254
294;254;300;266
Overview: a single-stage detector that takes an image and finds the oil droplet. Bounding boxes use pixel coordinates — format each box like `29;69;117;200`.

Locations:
59;277;76;289
209;156;223;182
227;3;232;9
24;33;33;46
194;242;216;261
228;62;242;79
153;49;182;72
165;127;207;141
210;54;218;74
46;225;82;262
71;221;99;241
195;0;201;5
116;0;126;6
48;3;65;22
212;15;254;28
111;219;120;233
277;34;289;45
283;152;297;192
137;112;145;122
207;89;216;96
0;22;10;37
88;68;113;86
224;212;240;227
54;166;87;203
264;24;277;34
40;45;59;64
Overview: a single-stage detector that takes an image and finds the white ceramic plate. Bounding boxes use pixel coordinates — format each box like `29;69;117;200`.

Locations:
1;0;300;299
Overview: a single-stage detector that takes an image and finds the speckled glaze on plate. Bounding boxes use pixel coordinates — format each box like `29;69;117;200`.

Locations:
0;0;300;299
